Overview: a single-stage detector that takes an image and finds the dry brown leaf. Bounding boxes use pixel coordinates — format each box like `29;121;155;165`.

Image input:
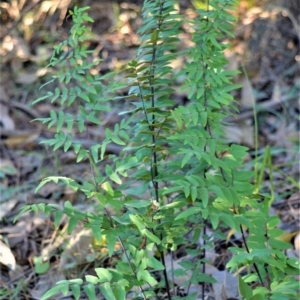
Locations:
61;186;77;203
225;50;239;72
0;103;15;130
35;103;54;114
0;198;18;220
294;233;300;253
271;80;282;104
0;220;31;247
41;226;66;261
240;77;254;108
59;228;93;269
165;254;192;288
8;264;24;281
0;239;16;270
37;182;59;198
276;230;300;244
0;219;31;234
4;131;40;148
0;86;9;101
15;72;38;84
41;206;96;262
225;120;254;148
208;265;239;300
29;273;67;300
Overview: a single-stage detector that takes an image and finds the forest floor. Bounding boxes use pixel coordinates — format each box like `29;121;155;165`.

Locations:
0;0;299;299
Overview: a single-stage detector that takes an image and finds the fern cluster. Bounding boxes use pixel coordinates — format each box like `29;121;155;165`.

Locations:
16;1;299;300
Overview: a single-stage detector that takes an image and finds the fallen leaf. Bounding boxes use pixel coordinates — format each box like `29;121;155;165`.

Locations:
41;206;96;263
37;182;59;198
0;198;18;220
208;265;239;300
15;72;38;84
0;220;31;247
0;86;9;101
277;230;300;243
0;103;15;130
61;186;77;203
294;233;300;254
225;120;254;148
0;239;16;270
240;77;254;108
4;131;40;148
29;273;66;300
165;254;192;288
59;228;93;269
271;79;282;104
225;50;239;72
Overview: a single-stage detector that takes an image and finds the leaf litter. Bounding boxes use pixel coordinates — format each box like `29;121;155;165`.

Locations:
0;0;299;299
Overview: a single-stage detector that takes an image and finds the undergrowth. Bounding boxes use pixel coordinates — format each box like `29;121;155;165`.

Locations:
16;1;299;299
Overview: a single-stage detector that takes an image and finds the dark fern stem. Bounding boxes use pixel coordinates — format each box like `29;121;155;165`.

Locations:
150;0;172;296
239;224;265;287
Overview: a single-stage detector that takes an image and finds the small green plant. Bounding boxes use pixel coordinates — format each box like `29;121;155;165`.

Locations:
16;1;299;300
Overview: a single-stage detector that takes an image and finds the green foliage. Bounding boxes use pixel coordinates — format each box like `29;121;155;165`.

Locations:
16;1;299;299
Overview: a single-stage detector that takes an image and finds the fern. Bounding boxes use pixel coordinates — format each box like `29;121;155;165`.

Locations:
16;1;299;300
